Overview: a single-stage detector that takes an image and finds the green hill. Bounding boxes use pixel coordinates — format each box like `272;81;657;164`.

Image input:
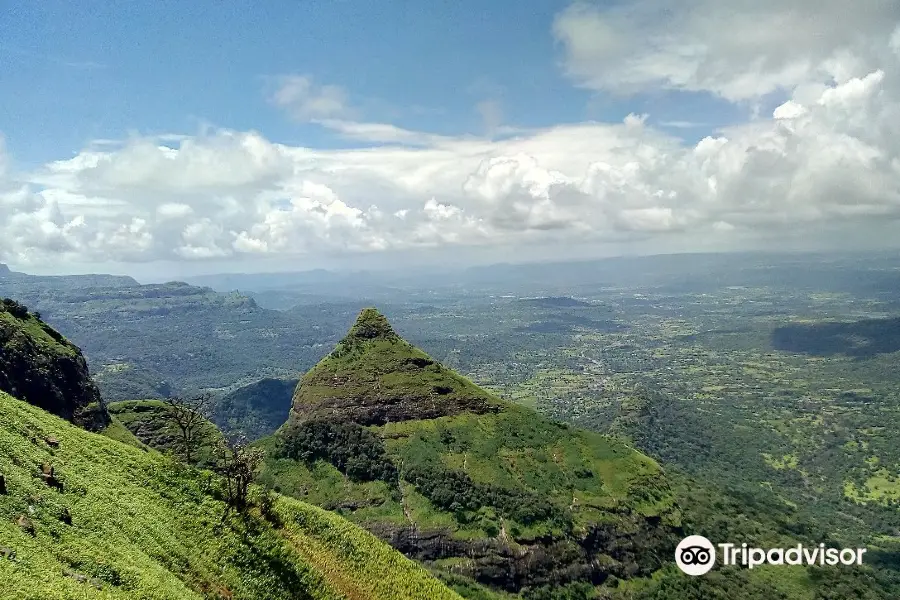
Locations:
0;391;462;600
287;309;506;425
105;400;224;466
0;301;462;600
260;309;681;598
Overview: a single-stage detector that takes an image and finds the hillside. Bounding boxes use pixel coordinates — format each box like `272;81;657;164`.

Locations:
215;378;299;440
288;309;506;425
0;304;462;600
0;298;108;430
105;400;223;466
0;391;462;600
260;309;681;598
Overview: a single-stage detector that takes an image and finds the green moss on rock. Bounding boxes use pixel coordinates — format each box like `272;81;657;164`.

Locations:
289;308;504;426
0;298;108;430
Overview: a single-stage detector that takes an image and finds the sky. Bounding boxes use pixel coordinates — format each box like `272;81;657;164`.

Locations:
1;0;900;278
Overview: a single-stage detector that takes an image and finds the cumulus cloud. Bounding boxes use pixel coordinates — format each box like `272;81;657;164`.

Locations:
553;0;900;102
2;24;900;267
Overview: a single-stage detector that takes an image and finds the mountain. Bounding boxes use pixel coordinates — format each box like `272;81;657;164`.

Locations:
260;309;681;598
0;263;138;288
215;377;299;440
0;272;349;400
0;298;108;430
0;300;462;600
288;309;506;425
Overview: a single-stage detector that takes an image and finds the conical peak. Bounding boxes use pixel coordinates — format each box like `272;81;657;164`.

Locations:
345;308;397;341
289;307;505;426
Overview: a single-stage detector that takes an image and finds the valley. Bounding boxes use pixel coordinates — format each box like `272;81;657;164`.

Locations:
2;251;900;598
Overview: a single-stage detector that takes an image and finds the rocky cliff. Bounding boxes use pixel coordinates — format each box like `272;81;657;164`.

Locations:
0;298;108;430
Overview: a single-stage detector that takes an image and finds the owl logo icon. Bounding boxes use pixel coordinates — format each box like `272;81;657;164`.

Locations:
676;535;716;576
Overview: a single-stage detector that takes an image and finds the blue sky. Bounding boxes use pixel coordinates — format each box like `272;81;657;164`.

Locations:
1;0;739;167
0;1;898;276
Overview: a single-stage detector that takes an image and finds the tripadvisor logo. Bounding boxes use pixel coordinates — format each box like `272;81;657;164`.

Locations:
675;535;867;576
676;535;717;576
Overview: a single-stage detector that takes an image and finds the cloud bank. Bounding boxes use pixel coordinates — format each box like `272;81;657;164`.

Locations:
2;3;900;268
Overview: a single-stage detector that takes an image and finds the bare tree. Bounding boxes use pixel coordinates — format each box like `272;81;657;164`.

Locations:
215;434;264;516
163;393;212;465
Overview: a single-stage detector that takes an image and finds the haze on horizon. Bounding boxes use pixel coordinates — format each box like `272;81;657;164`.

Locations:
2;1;900;280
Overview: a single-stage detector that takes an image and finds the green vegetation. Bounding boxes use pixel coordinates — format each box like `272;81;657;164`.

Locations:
0;298;108;430
215;377;298;439
279;420;398;483
263;309;680;596
289;308;504;426
106;400;222;466
0;391;462;600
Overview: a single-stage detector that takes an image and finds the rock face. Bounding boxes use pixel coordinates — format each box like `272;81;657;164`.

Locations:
368;517;674;592
288;308;503;426
0;298;108;430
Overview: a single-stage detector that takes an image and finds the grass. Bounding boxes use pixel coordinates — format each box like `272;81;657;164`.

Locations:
290;310;504;422
100;412;148;450
844;469;900;504
0;310;78;359
384;405;672;522
0;391;461;600
762;453;800;470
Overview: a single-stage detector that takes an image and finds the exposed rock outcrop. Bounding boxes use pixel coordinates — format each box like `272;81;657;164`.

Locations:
0;298;108;430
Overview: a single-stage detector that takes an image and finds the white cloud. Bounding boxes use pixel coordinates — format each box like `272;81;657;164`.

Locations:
553;0;900;102
157;203;194;219
41;131;293;193
2;37;900;267
658;121;707;129
268;75;350;121
314;119;455;146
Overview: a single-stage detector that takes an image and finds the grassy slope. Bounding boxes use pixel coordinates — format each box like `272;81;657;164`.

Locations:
0;310;78;359
0;391;461;600
289;309;503;421
106;400;223;466
262;405;675;540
